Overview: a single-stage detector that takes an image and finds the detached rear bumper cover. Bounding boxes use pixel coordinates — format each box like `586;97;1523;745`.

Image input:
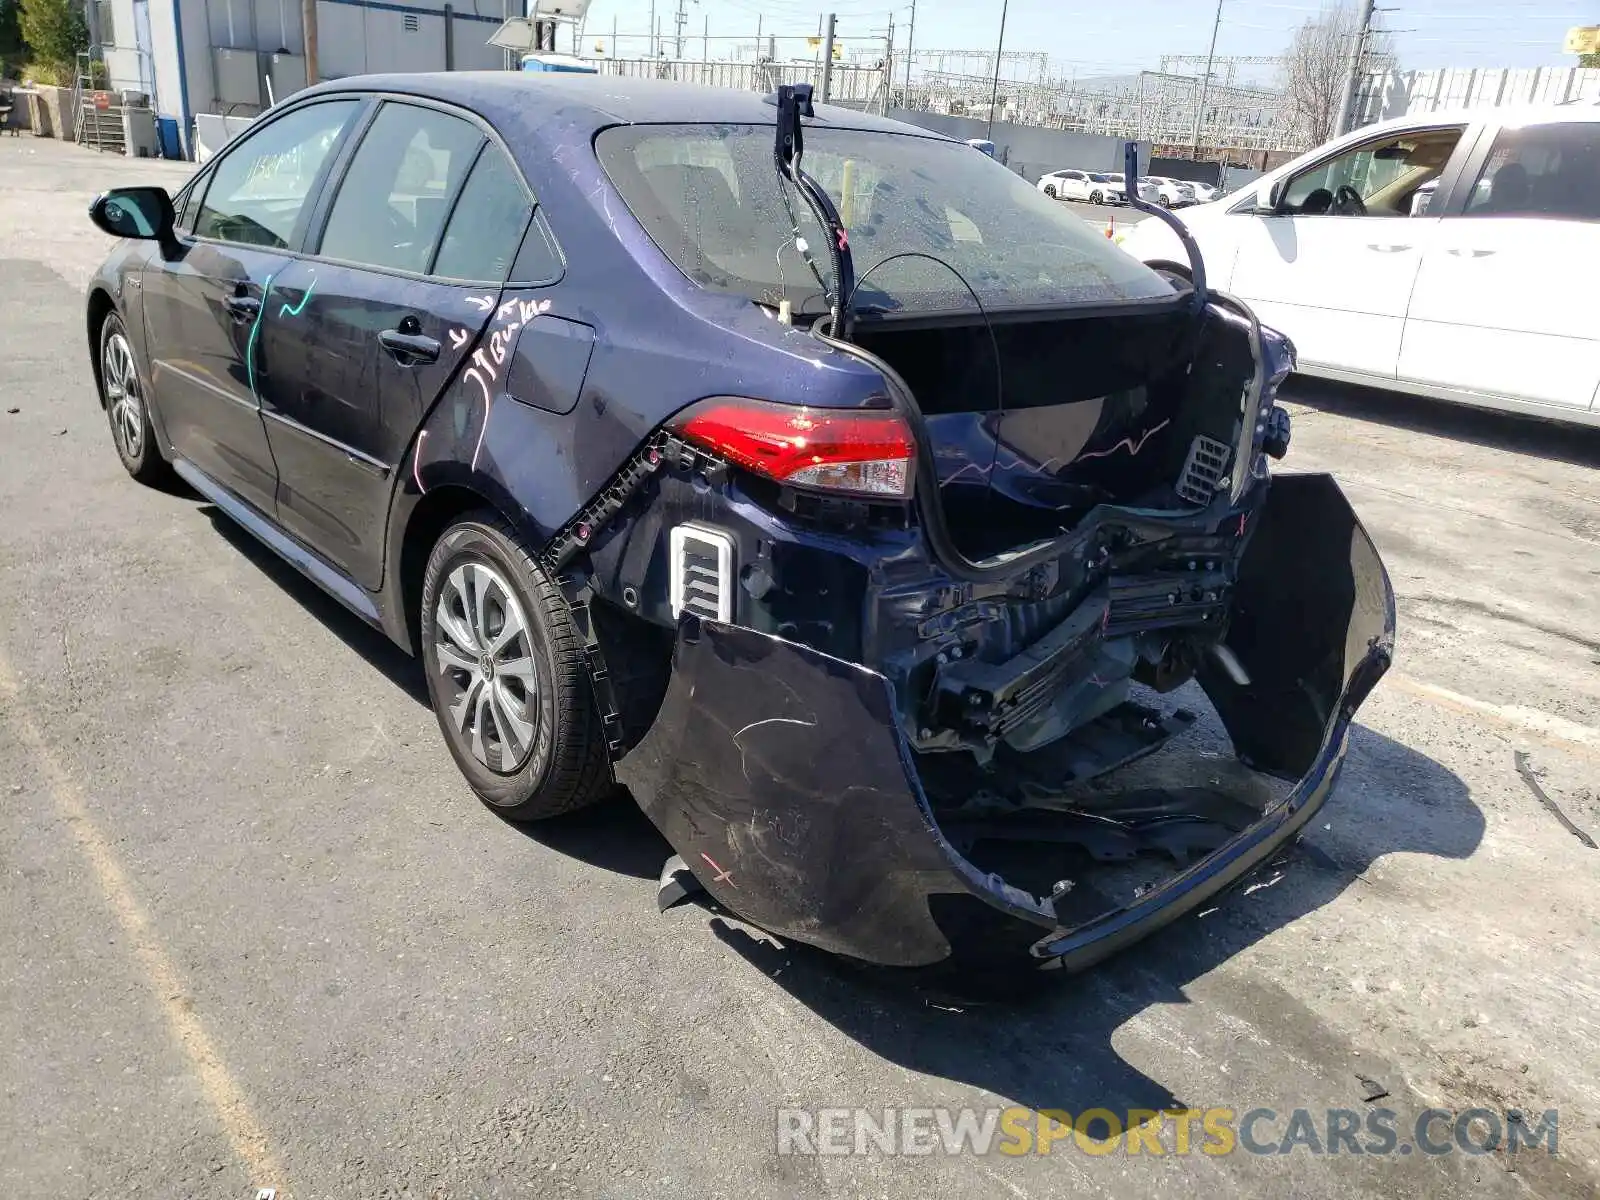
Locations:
617;474;1395;970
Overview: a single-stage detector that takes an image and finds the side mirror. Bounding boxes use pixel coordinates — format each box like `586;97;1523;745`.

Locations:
89;186;176;247
1258;178;1286;214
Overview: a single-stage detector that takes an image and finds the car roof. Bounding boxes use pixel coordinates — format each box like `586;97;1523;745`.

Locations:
295;71;948;140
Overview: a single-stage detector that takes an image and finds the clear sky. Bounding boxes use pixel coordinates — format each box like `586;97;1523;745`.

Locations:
563;0;1598;76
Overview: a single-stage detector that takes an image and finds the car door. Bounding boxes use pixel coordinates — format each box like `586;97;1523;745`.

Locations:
255;101;541;588
1227;123;1469;378
1059;170;1086;200
1398;118;1600;412
139;98;361;514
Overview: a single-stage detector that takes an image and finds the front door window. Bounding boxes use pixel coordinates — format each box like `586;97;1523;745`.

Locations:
1279;126;1465;217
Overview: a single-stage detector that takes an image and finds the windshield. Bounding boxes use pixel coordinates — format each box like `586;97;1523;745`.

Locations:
596;123;1172;316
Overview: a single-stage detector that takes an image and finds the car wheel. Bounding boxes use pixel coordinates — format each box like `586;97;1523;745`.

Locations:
1043;185;1056;198
98;313;171;485
1089;190;1103;205
1160;196;1173;209
420;513;612;821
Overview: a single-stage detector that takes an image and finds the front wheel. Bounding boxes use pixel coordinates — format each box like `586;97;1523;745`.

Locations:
1043;185;1057;199
1089;190;1103;205
420;513;612;820
98;313;171;485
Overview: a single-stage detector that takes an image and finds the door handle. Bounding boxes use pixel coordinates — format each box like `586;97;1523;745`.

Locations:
1445;247;1496;258
378;328;441;365
1365;243;1412;253
225;294;261;322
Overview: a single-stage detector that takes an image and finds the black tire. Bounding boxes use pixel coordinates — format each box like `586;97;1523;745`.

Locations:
1089;190;1103;205
98;312;172;486
1043;185;1057;199
1160;196;1174;209
419;512;611;820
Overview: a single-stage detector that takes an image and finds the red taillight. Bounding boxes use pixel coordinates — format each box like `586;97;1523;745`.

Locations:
669;396;915;500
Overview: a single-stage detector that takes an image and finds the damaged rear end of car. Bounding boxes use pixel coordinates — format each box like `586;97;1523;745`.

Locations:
560;89;1395;973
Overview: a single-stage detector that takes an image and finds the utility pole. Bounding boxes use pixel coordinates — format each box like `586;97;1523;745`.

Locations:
674;0;687;59
904;0;916;94
703;14;708;60
756;15;761;60
819;12;836;102
1191;0;1223;155
301;0;318;82
649;0;656;57
986;0;1009;138
1333;0;1377;137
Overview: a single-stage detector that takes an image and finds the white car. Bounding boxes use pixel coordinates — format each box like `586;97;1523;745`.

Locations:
1036;169;1119;204
1143;176;1196;207
1120;105;1600;426
1188;181;1221;203
1103;172;1162;205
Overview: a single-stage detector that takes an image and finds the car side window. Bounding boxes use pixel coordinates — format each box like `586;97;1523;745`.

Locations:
1462;122;1600;221
318;103;484;274
1278;125;1464;217
193;101;359;248
174;168;210;232
432;143;534;282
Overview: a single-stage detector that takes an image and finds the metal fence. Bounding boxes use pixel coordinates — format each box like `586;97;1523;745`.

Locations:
1354;66;1600;126
596;57;891;108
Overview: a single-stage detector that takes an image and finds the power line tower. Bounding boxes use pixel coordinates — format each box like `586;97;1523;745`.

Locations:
674;0;691;58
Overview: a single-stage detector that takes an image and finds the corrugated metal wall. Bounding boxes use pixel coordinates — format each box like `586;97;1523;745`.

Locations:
1356;67;1600;126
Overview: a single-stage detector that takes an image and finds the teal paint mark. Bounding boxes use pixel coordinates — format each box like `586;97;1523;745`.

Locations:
245;271;276;403
278;275;316;318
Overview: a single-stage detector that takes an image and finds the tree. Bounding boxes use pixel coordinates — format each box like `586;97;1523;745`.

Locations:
1279;2;1392;151
18;0;86;83
0;0;28;75
1582;52;1599;69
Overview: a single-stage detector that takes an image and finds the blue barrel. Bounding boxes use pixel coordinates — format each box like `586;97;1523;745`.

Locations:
155;116;183;160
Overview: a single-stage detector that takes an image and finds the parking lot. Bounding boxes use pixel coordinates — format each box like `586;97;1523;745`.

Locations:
3;138;1598;1199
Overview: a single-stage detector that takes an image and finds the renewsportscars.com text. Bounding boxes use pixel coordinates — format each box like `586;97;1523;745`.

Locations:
776;1106;1559;1158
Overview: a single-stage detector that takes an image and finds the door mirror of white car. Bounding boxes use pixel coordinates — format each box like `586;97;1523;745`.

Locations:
1259;178;1286;214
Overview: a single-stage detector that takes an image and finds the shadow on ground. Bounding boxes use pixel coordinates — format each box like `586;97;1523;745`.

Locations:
204;508;431;707
1285;375;1600;470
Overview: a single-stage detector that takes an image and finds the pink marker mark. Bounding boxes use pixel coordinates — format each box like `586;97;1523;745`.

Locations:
700;852;735;887
837;228;850;251
1238;512;1249;537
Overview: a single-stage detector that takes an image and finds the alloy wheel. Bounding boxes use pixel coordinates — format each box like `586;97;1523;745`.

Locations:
103;330;144;460
434;560;540;774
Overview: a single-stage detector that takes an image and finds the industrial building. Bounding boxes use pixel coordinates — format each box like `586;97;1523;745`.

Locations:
91;0;510;156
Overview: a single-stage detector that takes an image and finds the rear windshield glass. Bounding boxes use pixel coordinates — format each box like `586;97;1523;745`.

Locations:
596;123;1173;316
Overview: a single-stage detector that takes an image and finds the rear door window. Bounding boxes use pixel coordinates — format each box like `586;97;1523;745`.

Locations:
318;103;484;274
1462;122;1600;220
193;100;359;248
432;143;534;282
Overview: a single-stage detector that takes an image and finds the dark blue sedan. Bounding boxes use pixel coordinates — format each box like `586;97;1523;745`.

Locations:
85;73;1393;974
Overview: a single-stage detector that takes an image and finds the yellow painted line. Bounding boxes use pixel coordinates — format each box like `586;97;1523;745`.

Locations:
1386;672;1600;762
0;652;286;1197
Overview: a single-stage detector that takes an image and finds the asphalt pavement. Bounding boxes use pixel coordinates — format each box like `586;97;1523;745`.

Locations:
2;138;1598;1200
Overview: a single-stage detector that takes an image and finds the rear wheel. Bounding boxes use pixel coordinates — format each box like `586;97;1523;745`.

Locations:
1089;190;1103;205
98;313;171;486
420;513;611;820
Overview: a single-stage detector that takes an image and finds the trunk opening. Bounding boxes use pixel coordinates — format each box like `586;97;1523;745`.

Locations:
853;306;1253;561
